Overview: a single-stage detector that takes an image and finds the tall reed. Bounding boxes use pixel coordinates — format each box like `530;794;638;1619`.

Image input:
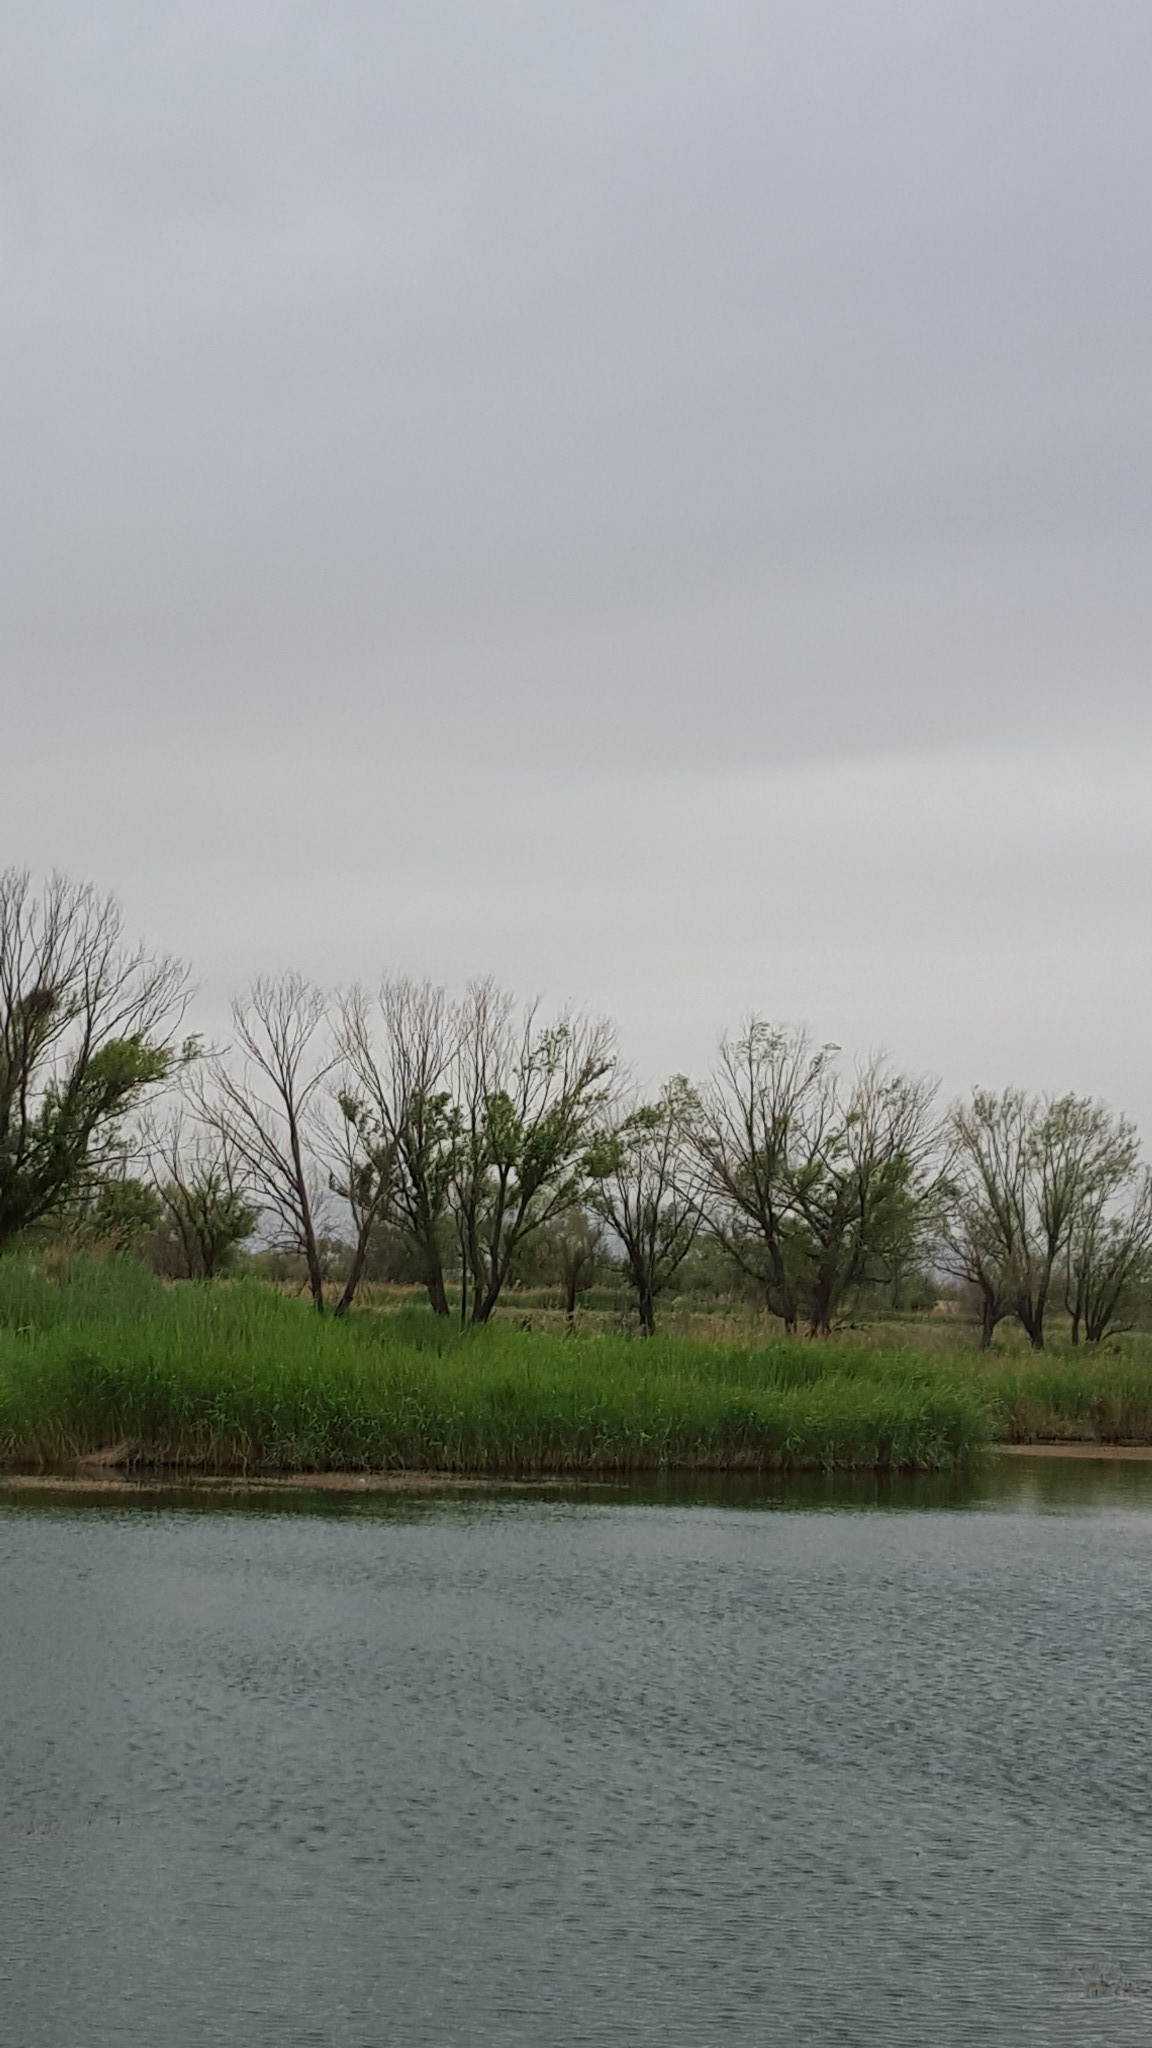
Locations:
0;1257;985;1475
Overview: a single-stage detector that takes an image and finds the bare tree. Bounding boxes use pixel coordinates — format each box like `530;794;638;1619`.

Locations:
538;1206;604;1328
315;1082;397;1316
147;1112;257;1280
690;1023;939;1336
197;975;335;1312
947;1089;1141;1351
936;1183;1016;1349
1065;1169;1152;1345
688;1023;835;1331
788;1058;941;1337
588;1079;701;1336
452;983;617;1325
0;869;188;1247
338;978;459;1315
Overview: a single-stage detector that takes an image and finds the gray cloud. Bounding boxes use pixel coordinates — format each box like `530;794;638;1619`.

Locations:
3;4;1151;1106
6;3;1152;756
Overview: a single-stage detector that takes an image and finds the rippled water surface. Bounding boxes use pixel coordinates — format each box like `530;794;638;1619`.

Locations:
3;1459;1152;2045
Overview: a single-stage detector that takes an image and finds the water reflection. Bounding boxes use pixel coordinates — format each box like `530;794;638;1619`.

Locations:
5;1448;1152;1519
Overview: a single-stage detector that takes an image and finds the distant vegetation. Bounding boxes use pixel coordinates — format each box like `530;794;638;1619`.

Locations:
4;866;1152;1367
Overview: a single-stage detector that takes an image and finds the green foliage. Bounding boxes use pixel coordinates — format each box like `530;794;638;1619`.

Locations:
0;872;186;1248
155;1172;258;1281
0;1034;172;1245
77;1175;165;1253
690;1026;941;1336
0;1256;985;1475
965;1352;1152;1446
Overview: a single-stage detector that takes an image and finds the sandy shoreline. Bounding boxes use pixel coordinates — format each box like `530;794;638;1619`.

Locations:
3;1443;1152;1494
0;1469;579;1495
994;1443;1152;1462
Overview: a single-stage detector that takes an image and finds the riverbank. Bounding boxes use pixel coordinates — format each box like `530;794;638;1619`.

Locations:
3;1257;1152;1478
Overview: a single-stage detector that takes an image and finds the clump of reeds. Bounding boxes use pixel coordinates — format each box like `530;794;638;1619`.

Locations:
969;1353;1152;1445
0;1256;988;1476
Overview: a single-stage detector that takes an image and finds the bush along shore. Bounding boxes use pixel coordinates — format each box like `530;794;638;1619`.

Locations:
0;1258;988;1477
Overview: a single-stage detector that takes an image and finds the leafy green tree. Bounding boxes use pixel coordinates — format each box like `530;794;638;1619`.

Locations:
73;1174;164;1256
688;1024;835;1331
786;1060;940;1337
148;1116;258;1280
320;1087;396;1315
451;983;616;1326
0;871;186;1249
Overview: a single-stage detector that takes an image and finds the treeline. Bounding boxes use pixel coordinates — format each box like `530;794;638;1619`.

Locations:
3;869;1151;1350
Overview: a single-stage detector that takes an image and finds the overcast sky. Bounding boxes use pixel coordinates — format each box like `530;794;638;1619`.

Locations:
4;3;1151;1117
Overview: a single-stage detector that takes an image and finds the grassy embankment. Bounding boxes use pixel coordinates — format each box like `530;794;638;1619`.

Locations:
2;1258;1151;1478
0;1256;983;1475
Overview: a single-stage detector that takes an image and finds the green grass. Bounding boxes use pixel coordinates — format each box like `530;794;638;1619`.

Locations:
0;1256;987;1476
966;1352;1152;1446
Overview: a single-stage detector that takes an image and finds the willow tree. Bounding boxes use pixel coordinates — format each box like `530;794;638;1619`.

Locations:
451;982;617;1326
337;978;460;1316
1061;1164;1152;1345
0;870;187;1248
588;1079;701;1336
947;1089;1141;1351
689;1021;940;1335
197;975;335;1312
146;1113;258;1281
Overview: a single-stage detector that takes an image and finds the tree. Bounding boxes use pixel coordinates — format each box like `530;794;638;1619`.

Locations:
338;979;459;1316
947;1089;1141;1351
936;1180;1016;1350
1064;1169;1152;1345
689;1023;939;1336
451;983;616;1325
688;1023;835;1331
786;1058;940;1337
74;1173;165;1257
197;976;334;1312
588;1080;702;1336
317;1085;396;1316
0;870;187;1249
147;1115;258;1280
536;1206;604;1327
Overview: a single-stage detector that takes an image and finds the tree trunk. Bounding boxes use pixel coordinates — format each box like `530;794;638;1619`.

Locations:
637;1284;656;1337
286;1112;325;1314
1017;1300;1045;1350
334;1228;371;1317
808;1279;834;1338
472;1278;503;1326
424;1262;450;1318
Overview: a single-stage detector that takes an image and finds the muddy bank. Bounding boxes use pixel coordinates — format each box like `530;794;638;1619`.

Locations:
995;1442;1152;1462
0;1468;574;1496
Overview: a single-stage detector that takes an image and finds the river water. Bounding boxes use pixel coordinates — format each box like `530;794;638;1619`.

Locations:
2;1459;1152;2046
